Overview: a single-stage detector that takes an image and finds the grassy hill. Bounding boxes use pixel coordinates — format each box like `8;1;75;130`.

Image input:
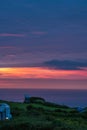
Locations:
0;98;87;130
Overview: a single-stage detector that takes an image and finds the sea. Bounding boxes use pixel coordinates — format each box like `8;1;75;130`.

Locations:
0;89;87;107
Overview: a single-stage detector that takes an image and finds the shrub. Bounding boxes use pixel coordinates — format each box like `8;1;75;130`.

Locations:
30;97;45;104
11;107;23;117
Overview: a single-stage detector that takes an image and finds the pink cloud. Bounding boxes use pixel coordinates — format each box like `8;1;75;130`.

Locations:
31;31;47;35
0;33;25;37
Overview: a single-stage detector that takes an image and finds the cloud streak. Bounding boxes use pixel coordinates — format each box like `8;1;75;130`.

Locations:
41;60;87;70
0;67;87;80
0;59;87;71
31;31;47;35
0;33;25;37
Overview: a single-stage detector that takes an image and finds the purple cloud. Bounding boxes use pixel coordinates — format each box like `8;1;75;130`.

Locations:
0;33;25;37
31;31;47;35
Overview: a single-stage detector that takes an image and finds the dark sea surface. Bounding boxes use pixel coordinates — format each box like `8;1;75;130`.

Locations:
0;89;87;107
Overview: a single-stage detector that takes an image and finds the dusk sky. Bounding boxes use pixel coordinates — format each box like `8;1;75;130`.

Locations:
0;0;87;89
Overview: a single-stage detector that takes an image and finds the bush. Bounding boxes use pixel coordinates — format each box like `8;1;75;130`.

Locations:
11;107;23;117
30;97;45;104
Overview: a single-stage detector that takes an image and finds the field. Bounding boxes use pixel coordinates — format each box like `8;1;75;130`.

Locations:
0;98;87;130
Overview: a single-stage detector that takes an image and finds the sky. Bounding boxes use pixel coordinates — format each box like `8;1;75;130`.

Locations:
0;0;87;89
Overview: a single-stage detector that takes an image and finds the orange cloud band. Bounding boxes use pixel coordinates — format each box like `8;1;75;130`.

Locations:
0;67;87;80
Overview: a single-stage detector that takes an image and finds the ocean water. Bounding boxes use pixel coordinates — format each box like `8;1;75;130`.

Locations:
0;89;87;107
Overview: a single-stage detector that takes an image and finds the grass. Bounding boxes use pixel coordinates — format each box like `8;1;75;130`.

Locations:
0;98;87;130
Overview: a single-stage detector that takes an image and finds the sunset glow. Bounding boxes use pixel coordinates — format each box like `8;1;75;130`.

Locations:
0;67;87;80
0;0;87;89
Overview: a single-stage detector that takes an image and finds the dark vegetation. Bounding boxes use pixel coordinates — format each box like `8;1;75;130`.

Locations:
0;97;87;130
